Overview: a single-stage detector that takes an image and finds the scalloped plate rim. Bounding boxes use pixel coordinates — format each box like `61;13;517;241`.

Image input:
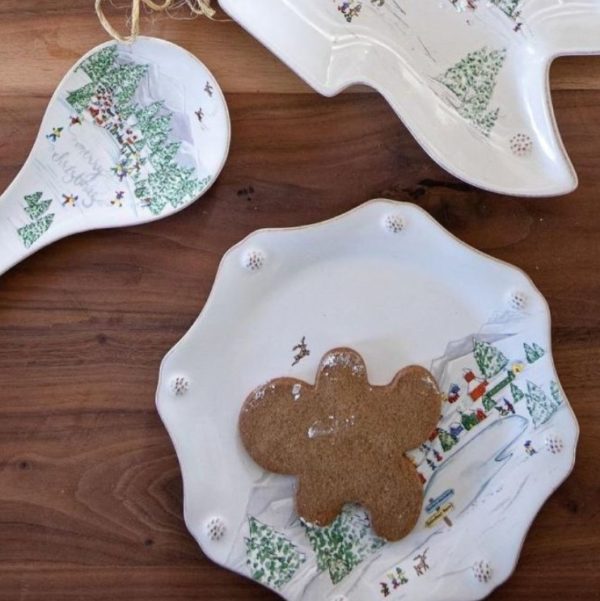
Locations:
156;199;579;600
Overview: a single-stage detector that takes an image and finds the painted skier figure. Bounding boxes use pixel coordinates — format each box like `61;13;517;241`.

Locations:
62;193;78;207
447;383;460;403
503;398;515;414
380;582;390;597
524;440;537;456
111;191;125;208
413;548;430;576
46;127;63;142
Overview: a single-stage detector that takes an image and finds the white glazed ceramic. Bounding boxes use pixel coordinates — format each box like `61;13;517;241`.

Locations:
157;199;578;601
0;36;230;276
220;0;600;196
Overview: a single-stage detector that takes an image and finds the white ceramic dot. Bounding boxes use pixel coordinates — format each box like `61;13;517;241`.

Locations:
508;290;528;311
206;517;226;541
383;213;405;234
545;432;564;454
242;249;265;272
472;560;492;583
170;376;190;397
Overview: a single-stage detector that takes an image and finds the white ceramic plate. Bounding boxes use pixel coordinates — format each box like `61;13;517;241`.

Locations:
220;0;600;196
156;199;578;601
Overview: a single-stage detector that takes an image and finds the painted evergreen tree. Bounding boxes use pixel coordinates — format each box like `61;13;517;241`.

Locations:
80;45;119;82
17;192;55;248
491;0;521;18
135;104;172;151
524;342;545;364
302;505;385;584
437;47;506;135
65;44;204;215
549;380;563;407
510;382;525;403
526;381;560;427
149;141;181;171
438;428;458;452
482;394;497;412
136;168;206;215
103;62;147;107
245;517;306;590
473;339;509;378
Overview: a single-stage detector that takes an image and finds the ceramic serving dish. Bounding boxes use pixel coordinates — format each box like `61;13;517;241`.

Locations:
0;37;230;276
220;0;600;196
156;199;578;601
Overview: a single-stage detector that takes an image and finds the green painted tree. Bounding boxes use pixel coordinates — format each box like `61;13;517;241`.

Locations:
149;141;181;171
68;45;146;113
79;45;118;82
549;381;563;408
526;381;560;428
524;342;545;364
473;339;509;379
67;47;118;112
65;44;203;215
17;192;54;248
23;192;52;220
302;505;385;585
18;215;54;249
492;0;521;18
103;63;148;107
482;395;497;412
510;382;525;403
138;113;172;152
438;47;506;135
66;82;97;114
245;517;306;590
438;428;458;452
137;166;204;215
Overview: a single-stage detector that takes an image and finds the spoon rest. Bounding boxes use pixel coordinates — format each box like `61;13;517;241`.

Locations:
0;36;230;276
220;0;599;196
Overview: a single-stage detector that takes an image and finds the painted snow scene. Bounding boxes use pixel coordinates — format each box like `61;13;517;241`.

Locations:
156;201;579;601
1;37;228;256
220;0;600;194
224;327;575;600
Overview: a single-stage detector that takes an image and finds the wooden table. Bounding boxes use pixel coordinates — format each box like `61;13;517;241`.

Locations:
0;3;598;600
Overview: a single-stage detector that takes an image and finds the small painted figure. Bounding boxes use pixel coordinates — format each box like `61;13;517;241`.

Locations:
292;336;310;366
46;127;63;142
111;190;125;207
62;193;78;207
447;383;460;403
413;548;430;576
524;440;537;456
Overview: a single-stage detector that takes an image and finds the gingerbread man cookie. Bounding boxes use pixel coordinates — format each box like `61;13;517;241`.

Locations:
239;348;442;541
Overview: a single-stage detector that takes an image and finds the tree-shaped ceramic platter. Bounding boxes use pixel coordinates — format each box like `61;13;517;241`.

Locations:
156;199;578;601
220;0;600;196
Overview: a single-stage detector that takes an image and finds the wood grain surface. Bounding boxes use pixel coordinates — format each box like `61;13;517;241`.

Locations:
0;3;599;600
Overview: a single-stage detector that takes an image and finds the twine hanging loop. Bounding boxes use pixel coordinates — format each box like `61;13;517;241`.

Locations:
95;0;216;43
